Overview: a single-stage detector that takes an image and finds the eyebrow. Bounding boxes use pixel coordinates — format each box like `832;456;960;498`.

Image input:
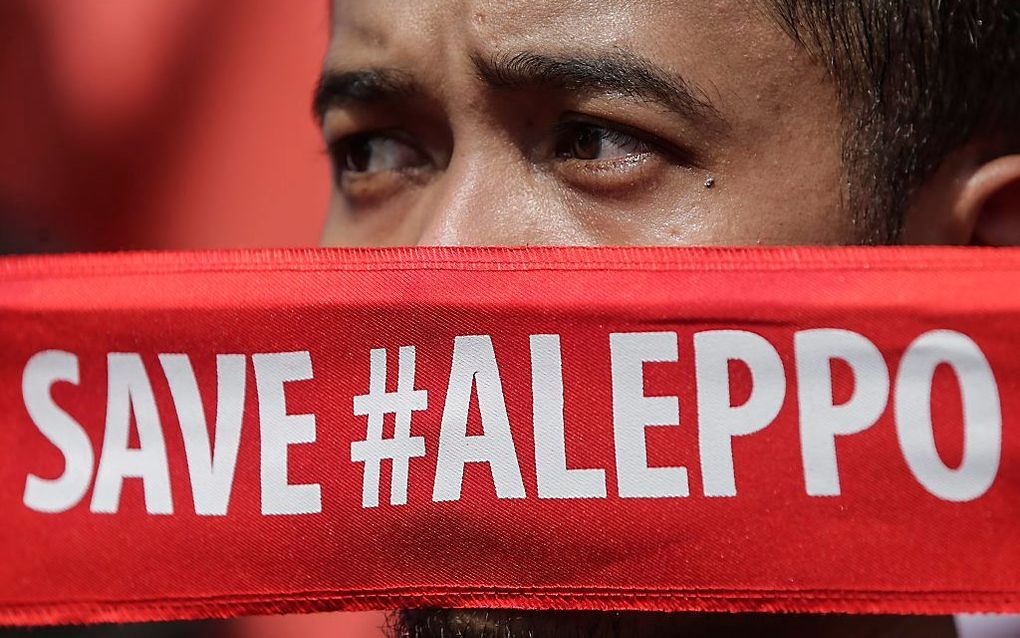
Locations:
312;68;420;122
313;51;724;128
472;51;723;127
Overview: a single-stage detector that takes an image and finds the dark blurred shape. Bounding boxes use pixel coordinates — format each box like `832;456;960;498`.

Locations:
0;622;226;638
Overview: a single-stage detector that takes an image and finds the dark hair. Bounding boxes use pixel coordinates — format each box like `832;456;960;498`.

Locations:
767;0;1020;242
390;609;958;637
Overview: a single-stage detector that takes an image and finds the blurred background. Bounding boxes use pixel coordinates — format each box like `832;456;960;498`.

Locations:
0;1;1015;636
0;0;328;254
0;0;379;635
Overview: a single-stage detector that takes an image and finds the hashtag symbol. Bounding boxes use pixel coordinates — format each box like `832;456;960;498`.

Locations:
351;346;428;508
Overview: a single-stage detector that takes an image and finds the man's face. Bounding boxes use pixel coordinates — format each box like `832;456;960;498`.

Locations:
315;3;961;636
318;0;858;248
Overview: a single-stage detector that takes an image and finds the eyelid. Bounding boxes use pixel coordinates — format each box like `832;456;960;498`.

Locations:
326;128;417;153
552;119;650;153
326;129;432;173
556;112;703;168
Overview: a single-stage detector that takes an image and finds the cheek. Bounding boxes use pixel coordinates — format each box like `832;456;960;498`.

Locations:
571;170;854;247
725;164;853;245
702;131;854;245
556;189;707;246
548;167;729;246
320;154;854;248
323;172;603;247
320;189;424;247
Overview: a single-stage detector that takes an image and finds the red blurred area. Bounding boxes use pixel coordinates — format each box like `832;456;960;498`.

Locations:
0;1;377;633
239;612;389;638
0;0;330;253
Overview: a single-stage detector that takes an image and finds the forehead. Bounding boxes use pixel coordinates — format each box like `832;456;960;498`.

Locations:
330;0;757;47
327;0;807;102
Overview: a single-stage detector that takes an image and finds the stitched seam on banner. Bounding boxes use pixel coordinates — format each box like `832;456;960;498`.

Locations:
7;586;1020;608
3;246;1020;278
5;262;1020;281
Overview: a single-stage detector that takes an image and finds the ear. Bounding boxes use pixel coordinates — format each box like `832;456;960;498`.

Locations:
965;155;1020;246
902;153;1020;246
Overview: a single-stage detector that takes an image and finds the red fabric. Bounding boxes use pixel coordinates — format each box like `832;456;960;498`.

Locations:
0;246;1018;625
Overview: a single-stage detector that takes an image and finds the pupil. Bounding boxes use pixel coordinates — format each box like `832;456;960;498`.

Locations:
344;139;373;172
572;125;603;160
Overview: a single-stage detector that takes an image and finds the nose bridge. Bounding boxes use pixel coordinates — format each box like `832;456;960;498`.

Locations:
412;2;541;247
415;146;529;246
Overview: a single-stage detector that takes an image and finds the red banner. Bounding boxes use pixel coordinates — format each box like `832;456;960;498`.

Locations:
1;246;1018;625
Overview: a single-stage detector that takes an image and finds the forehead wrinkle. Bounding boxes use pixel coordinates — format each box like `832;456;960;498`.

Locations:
471;49;725;127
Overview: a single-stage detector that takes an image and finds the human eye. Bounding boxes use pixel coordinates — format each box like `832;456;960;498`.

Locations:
328;132;429;175
550;116;690;193
553;120;652;162
326;131;432;203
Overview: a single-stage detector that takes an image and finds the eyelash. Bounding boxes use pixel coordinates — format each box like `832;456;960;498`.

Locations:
326;131;430;176
552;120;651;160
324;114;693;182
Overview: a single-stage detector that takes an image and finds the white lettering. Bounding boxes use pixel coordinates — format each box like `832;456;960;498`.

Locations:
22;350;94;513
610;332;687;498
695;330;785;497
530;335;606;499
253;351;321;515
895;330;1001;502
159;354;245;516
795;329;889;496
433;336;526;502
91;354;173;514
